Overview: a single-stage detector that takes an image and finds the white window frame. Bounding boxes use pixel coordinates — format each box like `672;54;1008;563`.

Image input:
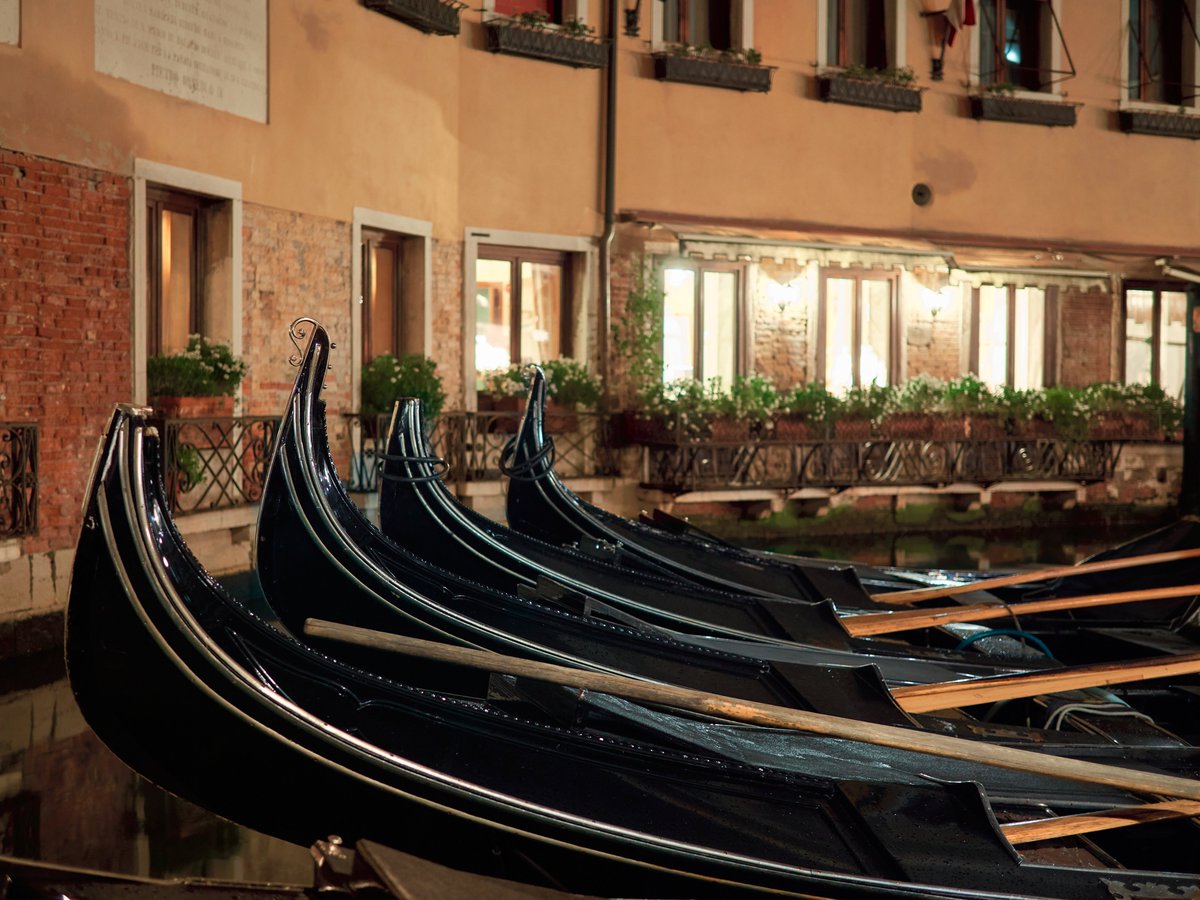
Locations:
651;0;755;50
462;227;596;411
133;159;242;405
1119;0;1200;114
816;0;906;72
351;208;433;413
481;0;589;23
968;0;1066;100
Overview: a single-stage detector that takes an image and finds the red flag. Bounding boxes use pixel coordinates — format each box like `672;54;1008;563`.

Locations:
945;0;976;47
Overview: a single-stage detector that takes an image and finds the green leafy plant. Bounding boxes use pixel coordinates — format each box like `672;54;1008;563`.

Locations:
836;383;894;422
984;81;1018;95
542;359;602;409
174;445;206;491
941;374;998;415
840;64;916;86
361;353;446;419
778;381;836;426
515;9;550;28
711;375;778;429
613;255;665;410
147;335;247;397
890;374;944;414
560;17;594;37
481;366;528;400
1032;385;1088;441
742;47;763;65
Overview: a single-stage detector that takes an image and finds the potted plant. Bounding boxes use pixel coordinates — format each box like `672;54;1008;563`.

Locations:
1028;385;1087;441
882;374;943;438
774;381;836;440
483;10;607;69
542;358;602;432
817;64;923;113
613;256;668;444
147;334;247;420
709;374;777;441
361;353;446;436
651;43;774;93
940;374;1002;439
833;383;892;440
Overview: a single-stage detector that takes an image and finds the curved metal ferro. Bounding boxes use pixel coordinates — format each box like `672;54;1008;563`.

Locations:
288;316;324;368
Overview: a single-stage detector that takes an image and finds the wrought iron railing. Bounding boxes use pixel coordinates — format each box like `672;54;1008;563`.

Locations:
640;437;1124;494
0;423;37;538
159;416;281;514
343;410;617;493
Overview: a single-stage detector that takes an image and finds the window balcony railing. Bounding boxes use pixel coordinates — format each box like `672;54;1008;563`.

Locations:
638;436;1124;494
0;423;38;539
362;0;466;36
483;19;607;69
344;410;618;493
158;415;281;515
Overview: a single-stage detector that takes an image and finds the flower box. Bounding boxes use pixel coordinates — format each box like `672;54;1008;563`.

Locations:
970;94;1077;127
651;53;773;93
834;419;873;441
817;74;922;113
772;415;812;442
881;412;934;439
149;395;235;419
362;0;464;36
1118;109;1200;140
484;20;607;69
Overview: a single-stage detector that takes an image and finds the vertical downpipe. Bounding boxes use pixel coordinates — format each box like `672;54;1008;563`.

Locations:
1181;285;1200;515
598;0;619;403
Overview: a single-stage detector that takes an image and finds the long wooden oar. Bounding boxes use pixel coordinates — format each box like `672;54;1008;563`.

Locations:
304;618;1200;801
845;583;1200;637
891;648;1200;713
1002;799;1200;845
869;546;1200;604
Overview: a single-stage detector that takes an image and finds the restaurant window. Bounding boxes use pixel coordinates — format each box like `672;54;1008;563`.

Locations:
818;269;896;393
978;0;1060;91
362;228;425;363
662;0;737;49
475;246;571;377
1128;0;1199;106
968;285;1053;390
147;186;223;357
1124;285;1187;399
825;0;899;70
662;263;742;384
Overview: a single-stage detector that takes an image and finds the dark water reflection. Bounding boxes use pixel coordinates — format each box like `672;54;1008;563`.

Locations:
0;572;312;883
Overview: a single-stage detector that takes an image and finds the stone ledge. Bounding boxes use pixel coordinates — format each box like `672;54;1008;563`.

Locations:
0;539;20;564
175;504;259;536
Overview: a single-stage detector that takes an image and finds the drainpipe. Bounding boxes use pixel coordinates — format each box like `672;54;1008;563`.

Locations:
597;0;619;403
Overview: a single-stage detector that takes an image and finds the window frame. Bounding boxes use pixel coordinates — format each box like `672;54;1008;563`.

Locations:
483;0;588;25
1121;280;1190;392
816;267;900;390
660;258;747;384
652;0;754;50
476;244;574;372
361;228;404;363
145;186;207;359
816;0;905;72
1125;0;1200;107
970;0;1070;95
967;284;1058;389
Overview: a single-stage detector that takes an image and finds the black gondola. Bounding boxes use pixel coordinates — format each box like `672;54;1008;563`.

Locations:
503;368;1200;630
63;402;1200;897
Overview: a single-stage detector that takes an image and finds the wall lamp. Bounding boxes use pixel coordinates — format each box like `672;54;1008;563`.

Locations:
919;0;952;81
624;0;642;37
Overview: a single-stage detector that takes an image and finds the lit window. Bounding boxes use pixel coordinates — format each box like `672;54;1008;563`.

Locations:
1128;0;1199;106
662;263;741;384
819;269;895;393
969;285;1049;389
978;0;1054;91
475;247;570;380
363;229;401;362
1124;286;1187;399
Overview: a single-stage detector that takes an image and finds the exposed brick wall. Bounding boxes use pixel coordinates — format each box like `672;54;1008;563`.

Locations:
241;204;353;418
904;301;962;381
752;258;810;390
0;149;131;554
430;238;463;405
1059;288;1115;386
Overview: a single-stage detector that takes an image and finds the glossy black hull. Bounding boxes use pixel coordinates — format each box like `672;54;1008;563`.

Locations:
64;403;1200;897
503;372;1200;628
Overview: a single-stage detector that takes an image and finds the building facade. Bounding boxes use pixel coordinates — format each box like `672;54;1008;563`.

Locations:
1;0;1197;624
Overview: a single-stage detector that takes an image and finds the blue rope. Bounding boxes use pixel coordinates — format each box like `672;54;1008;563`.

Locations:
955;628;1055;660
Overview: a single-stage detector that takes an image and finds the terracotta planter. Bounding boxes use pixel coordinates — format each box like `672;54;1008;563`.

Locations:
881;413;933;439
965;415;1007;440
931;415;968;441
1010;417;1055;439
834;419;873;441
619;411;676;444
772;415;811;441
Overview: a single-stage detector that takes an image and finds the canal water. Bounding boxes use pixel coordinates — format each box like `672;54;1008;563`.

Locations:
0;522;1169;881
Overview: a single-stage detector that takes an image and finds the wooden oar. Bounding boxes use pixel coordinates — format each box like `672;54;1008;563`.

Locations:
304;618;1200;801
1002;799;1200;845
868;546;1200;604
845;583;1200;637
890;649;1200;713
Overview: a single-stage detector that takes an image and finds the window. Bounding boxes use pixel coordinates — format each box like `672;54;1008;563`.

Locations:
663;0;736;48
968;285;1053;389
1128;0;1199;105
493;0;582;24
978;0;1057;91
817;269;896;392
475;246;571;377
826;0;897;70
146;186;232;357
661;262;742;384
362;228;426;363
1124;285;1187;399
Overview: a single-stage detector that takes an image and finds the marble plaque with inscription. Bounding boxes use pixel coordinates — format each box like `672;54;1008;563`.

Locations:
95;0;267;122
0;0;18;46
